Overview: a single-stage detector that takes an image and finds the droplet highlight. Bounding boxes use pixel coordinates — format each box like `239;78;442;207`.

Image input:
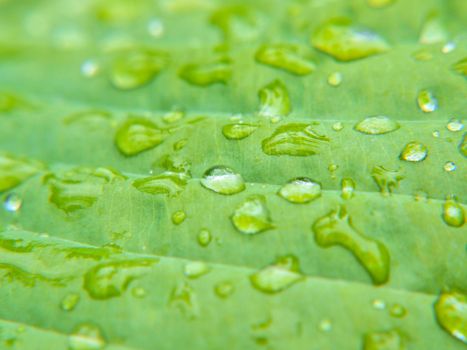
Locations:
417;90;438;113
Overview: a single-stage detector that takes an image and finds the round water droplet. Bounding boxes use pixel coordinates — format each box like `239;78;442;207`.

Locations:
389;304;407;318
446;118;464;132
354;116;399;135
327;72;343;87
184;261;210;279
61;293;80;312
442;197;465;228
81;59;100;78
201;166;245;195
231;196;274;235
432;130;440;138
172;210;186;225
197;229;212;247
434;291;467;344
69;323;106;350
399;142;428;162
147;18;164;37
444;161;457;172
332;122;344;131
318;319;332;332
214;281;235;298
4;193;22;212
417;90;438;113
441;42;456;54
372;299;386;310
278;177;321;204
131;287;147;298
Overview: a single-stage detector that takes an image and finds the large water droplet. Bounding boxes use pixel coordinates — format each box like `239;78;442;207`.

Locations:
0;153;45;192
354;116;399;135
3;193;22;212
197;229;212;247
115;117;167;156
69;323;106;350
184;261;210;279
231;195;274;235
214;281;235;298
417;90;438;113
133;172;187;197
222;123;258;140
258;79;291;118
443;161;457;173
201;166;245;195
262;124;329;156
312;206;390;285
255;43;316;76
278;177;321;204
172;210;186;225
442;196;465;228
61;293;80;312
399;142;428;162
332;121;344;131
250;255;303;293
434;291;466;344
341;178;356;199
446;118;464;132
311;18;390;61
363;329;405;350
179;57;232;86
371;166;404;195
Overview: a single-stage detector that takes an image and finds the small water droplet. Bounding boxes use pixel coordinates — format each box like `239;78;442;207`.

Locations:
278;177;321;204
270;116;281;124
389;304;407;318
258;79;291;118
173;139;188;151
417;90;438;113
442;42;456;54
81;59;100;77
363;329;405;350
372;299;386;310
200;166;245;195
61;293;80;312
231;195;274;235
432;130;440;138
222;123;258;140
162;110;184;124
332;122;344;131
214;281;235;298
341;178;356;199
442;196;465;228
443;161;457;173
318;319;332;332
446;118;464;132
172;210;186;225
147;18;164;37
434;291;467;344
4;193;22;212
184;261;210;279
399;142;428;162
131;287;147;298
328;72;343;87
197;229;212;247
69;323;106;350
354;116;399;135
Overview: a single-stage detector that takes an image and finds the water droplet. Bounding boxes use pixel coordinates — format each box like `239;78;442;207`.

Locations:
372;299;386;310
61;293;80;312
354;116;400;135
133;172;187;197
258;79;291;118
417;90;438;113
250;255;303;293
200;166;245;195
442;196;465;228
452;57;467;77
179;57;232;86
432;130;440;138
389;304;407;318
3;193;22;212
222;123;258;140
162;110;185;124
278;177;321;204
366;0;396;8
0;153;45;192
80;59;100;78
312;206;390;285
131;287;147;298
328;72;343;87
147;18;164;38
231;195;274;235
332;122;344;131
184;261;210;279
255;43;316;76
442;42;456;54
69;323;106;350
443;161;457;173
459;134;467;157
214;281;235;298
172;210;186;225
311;18;390;61
197;229;212;247
83;259;157;300
419;13;447;44
262;123;330;156
399;142;428;162
169;282;198;319
434;291;467;344
328;163;338;173
363;329;405;350
110;48;168;90
341;178;356;199
318;319;332;332
446;118;464;132
173;139;188;151
115;117;167;156
371;166;404;195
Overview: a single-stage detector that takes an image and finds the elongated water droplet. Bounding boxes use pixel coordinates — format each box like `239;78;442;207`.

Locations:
459;133;467;157
172;210;186;225
363;329;405;350
258;79;291;118
442;196;465;228
250;255;303;294
214;281;235;299
133;172;187;197
312;206;390;285
231;195;274;235
434;291;467;344
255;43;316;76
61;293;80;312
0;153;45;192
184;261;210;279
446;118;464;132
443;161;457;172
332;121;344;131
222;123;258;140
341;178;356;199
262;124;329;156
399;142;428;162
69;323;106;350
328;72;343;87
201;166;245;195
318;319;332;332
417;90;438;113
389;304;407;318
354;116;399;135
371;166;404;195
197;229;212;247
3;193;22;212
278;177;321;204
179;57;232;86
452;57;467;77
115;117;167;156
311;18;390;61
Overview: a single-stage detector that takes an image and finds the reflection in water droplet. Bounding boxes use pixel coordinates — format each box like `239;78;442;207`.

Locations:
442;197;465;228
341;178;356;199
69;323;106;350
417;90;438;113
61;293;80;312
354;116;399;135
278;177;321;204
389;304;407;318
81;59;100;78
363;329;405;350
214;281;235;298
446;118;464;132
399;142;428;162
328;72;343;87
434;291;467;344
443;161;457;173
231;195;274;235
332;122;344;131
222;123;258;140
201;166;245;195
197;229;212;247
4;193;22;212
372;299;386;310
172;210;186;225
184;261;210;279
